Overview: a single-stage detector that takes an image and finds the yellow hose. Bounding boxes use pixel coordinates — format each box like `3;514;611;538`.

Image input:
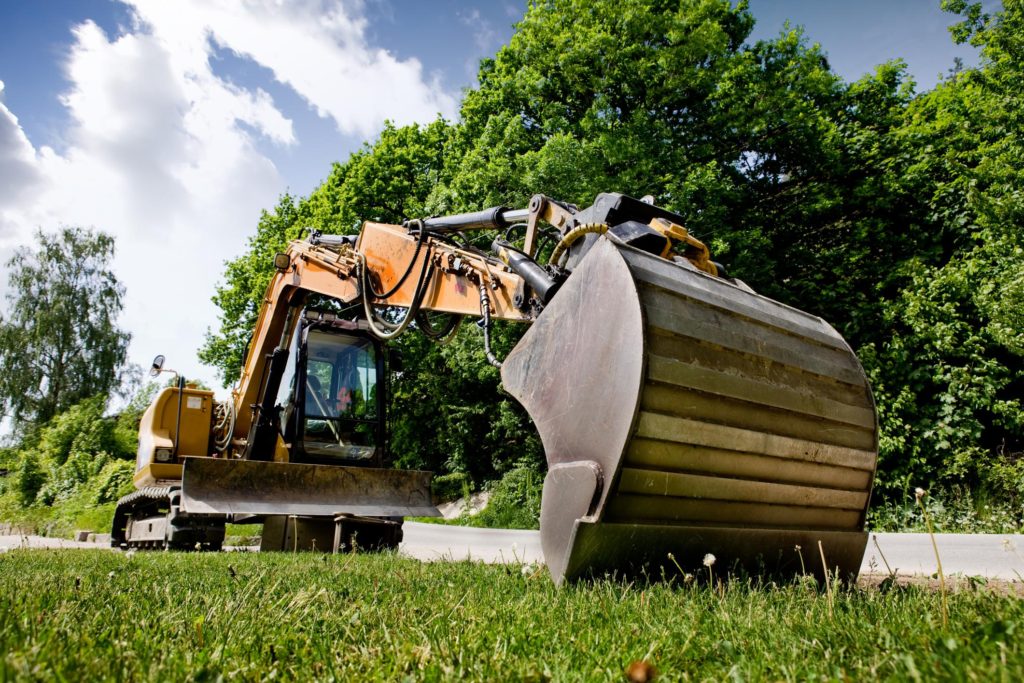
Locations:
548;223;609;267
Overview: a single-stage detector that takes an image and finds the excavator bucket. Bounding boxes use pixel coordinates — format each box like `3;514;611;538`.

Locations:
179;458;440;518
501;236;877;585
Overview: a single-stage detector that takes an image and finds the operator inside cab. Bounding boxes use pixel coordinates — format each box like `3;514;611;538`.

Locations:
276;319;383;464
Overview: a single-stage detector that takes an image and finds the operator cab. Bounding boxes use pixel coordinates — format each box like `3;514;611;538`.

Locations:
275;311;386;466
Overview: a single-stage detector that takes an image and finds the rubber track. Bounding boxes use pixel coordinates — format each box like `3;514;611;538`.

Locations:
110;487;178;549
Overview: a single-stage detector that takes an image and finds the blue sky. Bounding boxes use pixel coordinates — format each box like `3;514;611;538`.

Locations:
0;0;986;393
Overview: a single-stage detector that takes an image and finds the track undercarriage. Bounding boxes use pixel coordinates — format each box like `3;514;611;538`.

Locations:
111;487;226;551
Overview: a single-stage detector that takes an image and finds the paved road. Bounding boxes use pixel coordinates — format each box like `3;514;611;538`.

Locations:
862;532;1024;580
400;524;1024;580
400;523;544;564
0;534;106;551
3;526;1023;579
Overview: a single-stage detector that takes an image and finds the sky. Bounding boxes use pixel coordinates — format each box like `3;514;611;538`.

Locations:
0;0;986;399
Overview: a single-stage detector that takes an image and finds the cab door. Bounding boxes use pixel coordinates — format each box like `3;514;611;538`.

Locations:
294;325;385;466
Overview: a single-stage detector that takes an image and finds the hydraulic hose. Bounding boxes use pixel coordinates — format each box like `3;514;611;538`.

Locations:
478;282;502;369
212;399;235;454
548;223;609;267
360;246;435;341
415;310;463;344
366;220;428;300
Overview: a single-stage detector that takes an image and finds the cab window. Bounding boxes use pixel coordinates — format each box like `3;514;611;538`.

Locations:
302;329;379;460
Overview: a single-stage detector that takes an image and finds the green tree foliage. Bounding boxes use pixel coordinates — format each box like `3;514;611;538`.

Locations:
14;454;46;507
0;228;130;429
3;393;141;511
201;0;1024;501
861;0;1024;497
17;395;136;506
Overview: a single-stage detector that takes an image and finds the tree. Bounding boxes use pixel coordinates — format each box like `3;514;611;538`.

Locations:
198;0;1024;498
858;0;1024;497
0;228;130;428
201;0;916;484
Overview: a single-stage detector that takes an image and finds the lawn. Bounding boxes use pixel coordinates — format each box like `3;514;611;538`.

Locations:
1;550;1023;681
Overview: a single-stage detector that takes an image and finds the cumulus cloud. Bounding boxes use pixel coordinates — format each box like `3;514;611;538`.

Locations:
0;1;457;390
130;0;456;137
0;81;44;231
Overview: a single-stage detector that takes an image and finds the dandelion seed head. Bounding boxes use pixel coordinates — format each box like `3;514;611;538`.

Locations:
915;487;926;501
703;553;716;567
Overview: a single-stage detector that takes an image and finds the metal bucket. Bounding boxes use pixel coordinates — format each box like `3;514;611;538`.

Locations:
502;236;877;584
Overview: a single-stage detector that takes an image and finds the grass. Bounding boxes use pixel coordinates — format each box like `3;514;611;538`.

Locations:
1;550;1023;681
867;488;1024;535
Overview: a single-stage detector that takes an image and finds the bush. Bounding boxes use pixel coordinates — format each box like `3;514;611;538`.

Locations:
93;460;134;505
867;486;1024;534
15;453;45;506
471;466;543;530
431;472;472;503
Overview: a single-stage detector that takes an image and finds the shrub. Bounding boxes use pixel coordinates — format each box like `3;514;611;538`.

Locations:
472;465;543;530
431;472;472;503
15;453;45;506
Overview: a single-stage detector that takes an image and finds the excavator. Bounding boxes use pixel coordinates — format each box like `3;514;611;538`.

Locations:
112;192;878;584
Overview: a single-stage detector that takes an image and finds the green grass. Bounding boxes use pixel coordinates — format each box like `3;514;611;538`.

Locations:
1;550;1023;681
868;488;1024;535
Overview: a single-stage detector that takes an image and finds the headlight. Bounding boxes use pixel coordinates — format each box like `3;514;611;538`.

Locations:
155;448;173;462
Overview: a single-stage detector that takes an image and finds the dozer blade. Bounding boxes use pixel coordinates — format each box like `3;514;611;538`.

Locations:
179;458;440;518
502;236;878;585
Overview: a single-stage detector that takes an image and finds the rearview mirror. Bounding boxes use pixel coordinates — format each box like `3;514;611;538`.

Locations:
150;354;165;377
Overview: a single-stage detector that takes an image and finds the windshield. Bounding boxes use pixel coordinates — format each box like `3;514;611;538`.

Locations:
302;329;379;460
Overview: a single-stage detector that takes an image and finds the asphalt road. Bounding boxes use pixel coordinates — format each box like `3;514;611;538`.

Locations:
400;524;1024;579
3;525;1023;579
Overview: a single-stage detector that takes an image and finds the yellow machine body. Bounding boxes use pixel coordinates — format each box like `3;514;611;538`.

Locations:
134;386;214;487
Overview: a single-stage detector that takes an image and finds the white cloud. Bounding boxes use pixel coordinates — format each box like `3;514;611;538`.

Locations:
458;8;497;53
0;1;457;394
0;81;45;234
129;0;456;137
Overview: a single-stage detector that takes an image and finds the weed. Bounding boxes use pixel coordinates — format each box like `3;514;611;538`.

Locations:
916;487;949;628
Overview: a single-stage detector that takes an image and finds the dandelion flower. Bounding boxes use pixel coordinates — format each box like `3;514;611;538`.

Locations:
914;487;926;502
703;553;716;567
